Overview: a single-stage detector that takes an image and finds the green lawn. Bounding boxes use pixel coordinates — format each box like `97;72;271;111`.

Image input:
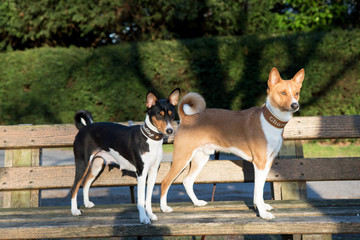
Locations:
303;141;360;158
163;141;360;158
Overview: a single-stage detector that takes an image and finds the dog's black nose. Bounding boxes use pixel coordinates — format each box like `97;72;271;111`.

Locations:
166;129;173;135
291;103;299;110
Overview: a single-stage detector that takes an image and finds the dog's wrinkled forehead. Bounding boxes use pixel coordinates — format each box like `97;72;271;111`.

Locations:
150;99;176;118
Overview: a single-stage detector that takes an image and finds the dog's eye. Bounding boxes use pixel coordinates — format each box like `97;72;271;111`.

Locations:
281;91;287;96
295;92;299;96
156;112;163;119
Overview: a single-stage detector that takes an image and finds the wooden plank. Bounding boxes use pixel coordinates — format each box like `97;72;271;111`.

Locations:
0;121;177;149
2;149;41;208
284;115;360;140
1;199;360;216
273;140;307;240
273;140;307;201
0;124;77;149
1;157;360;191
0;115;358;149
0;200;359;239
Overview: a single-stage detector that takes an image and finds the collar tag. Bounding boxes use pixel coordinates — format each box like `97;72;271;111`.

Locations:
262;106;288;129
141;123;164;141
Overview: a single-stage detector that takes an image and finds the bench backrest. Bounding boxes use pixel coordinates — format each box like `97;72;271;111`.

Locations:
1;115;359;149
1;115;359;206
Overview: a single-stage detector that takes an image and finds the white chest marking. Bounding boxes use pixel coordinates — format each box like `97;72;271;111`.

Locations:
260;114;283;167
141;138;164;168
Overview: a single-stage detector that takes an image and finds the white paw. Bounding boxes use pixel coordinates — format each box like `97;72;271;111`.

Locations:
264;203;273;211
161;205;174;213
84;201;95;208
140;215;152;224
194;200;208;207
259;211;275;220
148;213;158;221
71;208;82;216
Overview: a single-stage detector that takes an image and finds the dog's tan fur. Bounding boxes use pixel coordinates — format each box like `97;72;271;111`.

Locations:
160;67;305;219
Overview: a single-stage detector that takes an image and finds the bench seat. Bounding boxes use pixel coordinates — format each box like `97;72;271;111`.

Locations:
1;199;360;239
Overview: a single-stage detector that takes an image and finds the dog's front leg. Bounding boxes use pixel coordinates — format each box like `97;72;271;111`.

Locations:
137;174;151;224
253;163;274;220
145;162;160;222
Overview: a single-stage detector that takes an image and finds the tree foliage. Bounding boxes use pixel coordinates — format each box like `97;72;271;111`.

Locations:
0;0;358;51
0;29;359;124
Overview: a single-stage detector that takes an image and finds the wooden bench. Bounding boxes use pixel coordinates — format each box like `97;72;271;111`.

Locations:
1;115;360;239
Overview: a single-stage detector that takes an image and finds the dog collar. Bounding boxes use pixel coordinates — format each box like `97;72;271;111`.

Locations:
262;106;288;129
140;123;164;141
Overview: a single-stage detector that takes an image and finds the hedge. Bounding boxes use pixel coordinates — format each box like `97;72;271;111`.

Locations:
0;29;359;124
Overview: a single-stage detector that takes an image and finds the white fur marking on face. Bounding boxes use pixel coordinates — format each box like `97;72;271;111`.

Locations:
289;84;298;106
166;121;173;131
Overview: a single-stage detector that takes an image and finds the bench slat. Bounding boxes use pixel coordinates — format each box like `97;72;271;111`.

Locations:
0;200;359;239
0;115;359;149
0;121;176;149
1;157;359;190
284;115;360;140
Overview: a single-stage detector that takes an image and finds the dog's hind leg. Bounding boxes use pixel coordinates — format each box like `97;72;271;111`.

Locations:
71;157;91;216
82;157;104;209
160;150;193;213
183;150;209;207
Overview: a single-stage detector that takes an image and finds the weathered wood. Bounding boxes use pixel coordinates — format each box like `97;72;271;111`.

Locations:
0;121;177;149
0;115;359;239
2;149;41;208
0;115;359;149
273;140;307;201
0;200;359;239
283;115;360;140
302;234;332;240
1;156;360;191
273;140;307;240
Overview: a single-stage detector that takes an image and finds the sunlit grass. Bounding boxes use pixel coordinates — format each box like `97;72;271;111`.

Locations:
163;144;174;153
164;142;360;158
303;141;360;158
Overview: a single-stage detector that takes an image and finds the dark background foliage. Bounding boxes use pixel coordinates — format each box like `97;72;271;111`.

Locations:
0;0;359;124
0;29;359;124
1;0;359;51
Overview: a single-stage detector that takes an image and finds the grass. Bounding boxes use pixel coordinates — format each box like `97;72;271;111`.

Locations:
163;141;360;158
163;144;174;153
303;140;360;158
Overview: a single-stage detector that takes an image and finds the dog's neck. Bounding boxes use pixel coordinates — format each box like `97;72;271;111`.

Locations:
264;97;293;128
141;115;164;141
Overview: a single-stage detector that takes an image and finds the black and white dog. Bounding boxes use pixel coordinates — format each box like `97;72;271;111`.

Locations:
70;88;180;224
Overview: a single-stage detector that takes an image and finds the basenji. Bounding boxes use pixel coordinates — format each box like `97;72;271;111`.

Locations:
70;88;180;224
160;68;304;220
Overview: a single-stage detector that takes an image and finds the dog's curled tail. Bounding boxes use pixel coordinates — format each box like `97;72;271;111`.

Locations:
178;92;206;120
74;110;93;130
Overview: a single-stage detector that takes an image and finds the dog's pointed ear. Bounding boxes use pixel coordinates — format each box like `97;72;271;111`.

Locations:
168;88;180;106
268;67;281;88
292;68;305;88
146;91;158;108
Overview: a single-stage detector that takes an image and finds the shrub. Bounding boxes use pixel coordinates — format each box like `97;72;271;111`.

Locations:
0;29;359;124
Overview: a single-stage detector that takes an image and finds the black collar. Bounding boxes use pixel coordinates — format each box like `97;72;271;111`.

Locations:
140;123;164;141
